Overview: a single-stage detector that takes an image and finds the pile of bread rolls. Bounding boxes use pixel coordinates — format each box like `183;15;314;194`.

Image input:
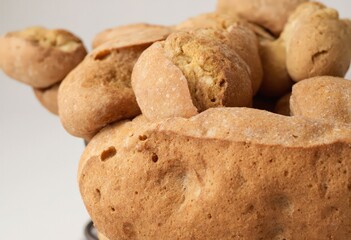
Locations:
1;0;351;239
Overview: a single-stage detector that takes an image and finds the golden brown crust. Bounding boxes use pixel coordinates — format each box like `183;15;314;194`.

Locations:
176;13;264;94
132;29;253;121
79;108;351;240
131;42;198;121
258;2;351;97
58;40;156;139
291;76;351;124
284;3;351;82
33;82;60;115
0;27;87;88
176;12;241;31
216;0;308;36
92;23;172;49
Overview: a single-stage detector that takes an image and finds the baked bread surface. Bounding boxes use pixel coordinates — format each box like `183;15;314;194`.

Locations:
79;108;351;240
132;28;254;121
0;26;87;88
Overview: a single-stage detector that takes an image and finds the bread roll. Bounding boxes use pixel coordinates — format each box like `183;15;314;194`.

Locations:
79;108;351;240
216;0;308;36
258;2;351;97
177;13;265;94
284;3;351;82
33;82;60;115
92;23;172;49
291;76;351;124
0;27;87;88
59;40;158;139
177;12;274;41
132;28;253;121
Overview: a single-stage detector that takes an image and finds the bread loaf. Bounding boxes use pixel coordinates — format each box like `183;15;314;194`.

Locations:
79;108;351;240
176;13;264;94
0;27;87;88
291;76;351;124
132;28;255;121
284;3;351;82
258;2;351;97
58;39;160;139
216;0;308;36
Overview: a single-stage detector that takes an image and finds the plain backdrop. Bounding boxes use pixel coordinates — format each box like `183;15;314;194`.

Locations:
0;1;350;239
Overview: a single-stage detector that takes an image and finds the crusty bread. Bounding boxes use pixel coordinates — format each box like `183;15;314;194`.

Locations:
132;28;254;121
0;27;87;88
216;0;308;36
58;32;172;139
79;108;351;240
92;23;172;49
33;82;60;115
284;3;351;82
258;2;351;97
291;76;351;124
176;13;264;94
274;93;291;116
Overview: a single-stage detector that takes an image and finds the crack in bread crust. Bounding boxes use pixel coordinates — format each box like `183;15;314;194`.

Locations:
162;29;252;112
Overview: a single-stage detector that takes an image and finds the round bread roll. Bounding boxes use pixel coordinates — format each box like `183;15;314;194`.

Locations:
258;2;351;97
58;30;171;139
177;12;267;95
92;23;172;49
274;93;291;116
216;0;308;36
33;82;60;115
283;3;351;82
291;76;351;124
132;28;254;121
0;26;87;88
79;108;351;240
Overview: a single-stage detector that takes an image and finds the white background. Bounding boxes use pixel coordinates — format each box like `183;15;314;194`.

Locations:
0;1;350;239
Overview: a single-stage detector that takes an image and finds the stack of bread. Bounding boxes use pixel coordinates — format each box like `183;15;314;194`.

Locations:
1;0;351;239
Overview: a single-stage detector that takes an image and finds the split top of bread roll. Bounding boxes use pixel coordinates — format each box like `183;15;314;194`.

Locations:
132;28;259;121
0;26;87;88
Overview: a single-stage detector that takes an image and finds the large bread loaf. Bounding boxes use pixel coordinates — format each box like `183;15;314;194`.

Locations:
79;108;351;240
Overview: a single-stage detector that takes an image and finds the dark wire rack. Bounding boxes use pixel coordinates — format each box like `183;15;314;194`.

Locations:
85;221;98;240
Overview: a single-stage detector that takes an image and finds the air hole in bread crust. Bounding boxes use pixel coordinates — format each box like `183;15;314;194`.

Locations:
139;135;148;141
94;188;101;202
100;146;117;161
151;153;159;163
